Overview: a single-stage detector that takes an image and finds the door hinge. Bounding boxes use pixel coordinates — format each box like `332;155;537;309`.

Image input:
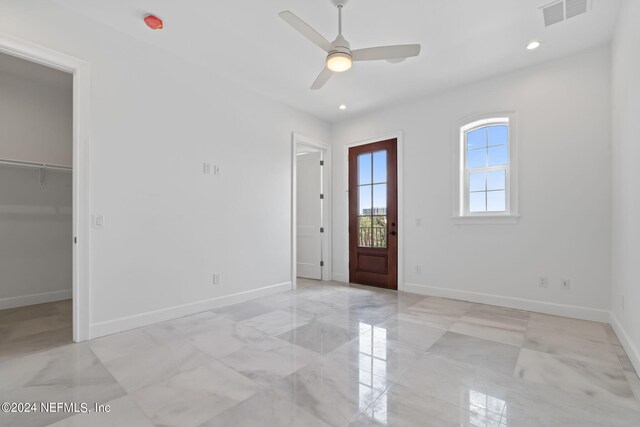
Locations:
320;160;324;166
320;261;325;267
320;227;324;233
74;237;77;244
320;194;324;199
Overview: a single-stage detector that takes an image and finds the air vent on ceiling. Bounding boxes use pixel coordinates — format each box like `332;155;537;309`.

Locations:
566;0;588;19
543;2;565;26
542;0;589;27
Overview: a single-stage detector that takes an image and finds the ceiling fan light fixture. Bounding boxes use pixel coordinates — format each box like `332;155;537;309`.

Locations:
279;4;420;89
327;52;352;72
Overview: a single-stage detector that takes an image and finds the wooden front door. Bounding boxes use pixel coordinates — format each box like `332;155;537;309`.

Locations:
348;139;398;290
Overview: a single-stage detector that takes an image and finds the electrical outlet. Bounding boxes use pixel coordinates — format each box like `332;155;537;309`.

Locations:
212;273;221;285
213;165;221;176
539;277;548;288
560;279;571;290
203;163;211;174
415;265;422;274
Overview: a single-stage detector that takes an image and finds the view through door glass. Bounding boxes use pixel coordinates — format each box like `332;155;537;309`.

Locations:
358;151;387;248
349;139;397;290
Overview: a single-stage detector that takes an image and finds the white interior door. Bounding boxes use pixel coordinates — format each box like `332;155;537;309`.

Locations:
296;151;322;279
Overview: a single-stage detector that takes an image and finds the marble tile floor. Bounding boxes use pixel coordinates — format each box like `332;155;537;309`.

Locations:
0;299;72;363
1;280;639;426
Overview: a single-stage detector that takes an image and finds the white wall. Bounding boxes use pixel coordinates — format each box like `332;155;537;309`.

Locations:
0;168;72;308
0;54;72;166
0;2;330;337
332;47;612;320
611;0;640;371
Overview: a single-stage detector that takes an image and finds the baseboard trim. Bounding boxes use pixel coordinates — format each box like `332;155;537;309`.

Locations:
610;313;640;375
89;281;293;339
403;283;610;323
0;289;71;310
331;273;345;282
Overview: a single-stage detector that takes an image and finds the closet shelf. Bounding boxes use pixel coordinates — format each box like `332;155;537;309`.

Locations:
0;158;72;172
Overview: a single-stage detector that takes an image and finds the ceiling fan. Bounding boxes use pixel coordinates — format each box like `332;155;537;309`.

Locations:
279;1;421;89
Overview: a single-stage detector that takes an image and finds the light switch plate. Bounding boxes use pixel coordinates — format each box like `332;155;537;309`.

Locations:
92;214;104;229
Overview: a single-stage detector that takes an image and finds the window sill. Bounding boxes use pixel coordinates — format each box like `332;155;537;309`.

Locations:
452;215;520;225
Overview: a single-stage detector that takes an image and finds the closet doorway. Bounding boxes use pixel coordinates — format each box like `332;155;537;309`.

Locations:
0;51;76;357
291;134;331;287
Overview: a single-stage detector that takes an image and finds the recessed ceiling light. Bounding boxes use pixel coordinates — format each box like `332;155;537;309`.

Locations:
339;104;347;110
527;40;542;50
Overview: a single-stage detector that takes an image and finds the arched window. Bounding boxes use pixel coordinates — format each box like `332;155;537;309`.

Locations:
455;113;518;221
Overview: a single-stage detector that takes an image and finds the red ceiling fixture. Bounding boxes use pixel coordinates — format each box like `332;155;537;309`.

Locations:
144;15;163;30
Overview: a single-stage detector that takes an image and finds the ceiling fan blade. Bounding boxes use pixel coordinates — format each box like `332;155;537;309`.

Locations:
352;44;421;61
279;11;333;52
311;66;333;90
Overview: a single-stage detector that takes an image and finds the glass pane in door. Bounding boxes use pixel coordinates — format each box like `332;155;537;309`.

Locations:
372;151;387;183
372;184;387;248
358;153;372;185
357;151;388;248
372;216;387;248
358;216;372;247
358;186;372;216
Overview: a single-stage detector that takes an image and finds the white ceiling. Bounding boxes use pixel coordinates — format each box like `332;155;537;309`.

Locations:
53;0;620;122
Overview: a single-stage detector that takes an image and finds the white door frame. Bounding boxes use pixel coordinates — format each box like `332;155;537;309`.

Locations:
0;35;91;342
343;131;405;291
291;133;331;289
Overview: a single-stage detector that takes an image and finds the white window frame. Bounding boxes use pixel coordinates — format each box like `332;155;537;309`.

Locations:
453;112;519;224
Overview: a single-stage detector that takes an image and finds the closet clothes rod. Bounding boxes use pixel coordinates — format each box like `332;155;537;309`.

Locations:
0;158;72;172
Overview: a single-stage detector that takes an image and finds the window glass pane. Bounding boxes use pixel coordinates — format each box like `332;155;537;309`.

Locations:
470;192;486;212
467;128;486;150
463;122;511;216
358;153;372;185
372;216;387;248
358;217;372;247
372;184;387;213
467;148;486;169
488;145;508;166
469;172;486;192
359;186;372;215
487;191;506;212
372;151;387;183
488;125;508;146
487;170;506;191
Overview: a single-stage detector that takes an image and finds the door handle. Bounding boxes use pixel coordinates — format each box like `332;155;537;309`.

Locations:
389;231;397;236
